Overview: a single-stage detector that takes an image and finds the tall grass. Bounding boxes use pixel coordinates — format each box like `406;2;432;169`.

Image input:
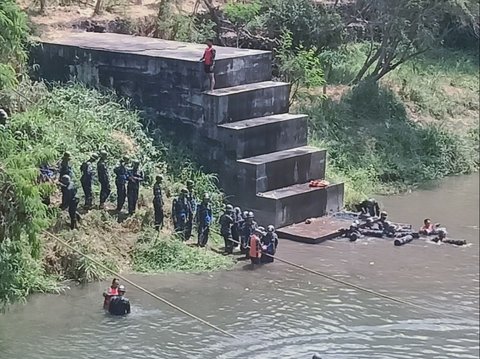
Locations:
306;81;479;207
327;44;479;123
132;231;234;273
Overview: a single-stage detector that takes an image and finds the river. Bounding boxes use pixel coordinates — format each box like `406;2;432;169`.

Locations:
0;175;478;359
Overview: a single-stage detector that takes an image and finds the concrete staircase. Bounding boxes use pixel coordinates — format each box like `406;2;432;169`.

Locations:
33;32;343;229
202;70;344;228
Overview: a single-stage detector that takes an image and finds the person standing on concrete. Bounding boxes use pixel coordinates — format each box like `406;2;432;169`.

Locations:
199;39;216;91
59;175;80;230
80;153;98;208
185;180;196;240
153;175;164;231
97;150;111;209
113;156;129;212
196;193;213;247
127;160;144;215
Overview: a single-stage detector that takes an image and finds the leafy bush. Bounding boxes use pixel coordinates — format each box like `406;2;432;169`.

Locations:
0;0;29;90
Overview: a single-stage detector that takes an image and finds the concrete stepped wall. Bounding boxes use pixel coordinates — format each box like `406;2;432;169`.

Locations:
33;33;344;228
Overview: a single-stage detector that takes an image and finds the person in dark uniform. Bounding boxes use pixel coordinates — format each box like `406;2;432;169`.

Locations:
261;226;277;264
241;212;257;255
355;198;381;218
220;204;235;254
108;285;131;316
58;151;73;179
232;207;243;248
153;175;164;231
59;175;80;230
185;180;196;241
80;153;98;208
97;150;111;209
196;193;213;247
127;160;144;215
113;156;129;212
172;188;192;241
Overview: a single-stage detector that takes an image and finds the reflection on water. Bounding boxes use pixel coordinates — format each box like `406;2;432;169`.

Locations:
0;175;478;359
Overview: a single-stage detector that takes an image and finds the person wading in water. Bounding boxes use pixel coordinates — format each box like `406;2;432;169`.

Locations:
108;285;131;316
103;278;120;310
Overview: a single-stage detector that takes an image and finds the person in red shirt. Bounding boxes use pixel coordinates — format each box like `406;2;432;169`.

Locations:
103;278;120;310
199;39;216;91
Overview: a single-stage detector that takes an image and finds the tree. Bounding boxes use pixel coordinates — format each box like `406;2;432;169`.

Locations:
351;0;479;83
276;30;325;104
0;0;29;90
264;0;344;53
223;0;261;48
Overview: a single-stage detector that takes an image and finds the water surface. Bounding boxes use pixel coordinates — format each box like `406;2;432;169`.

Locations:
1;175;478;358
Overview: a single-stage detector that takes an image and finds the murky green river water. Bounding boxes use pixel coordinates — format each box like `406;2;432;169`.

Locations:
1;175;478;358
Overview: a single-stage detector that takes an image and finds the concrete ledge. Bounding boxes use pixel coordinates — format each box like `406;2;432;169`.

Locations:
237;147;326;195
218;114;308;159
203;81;290;124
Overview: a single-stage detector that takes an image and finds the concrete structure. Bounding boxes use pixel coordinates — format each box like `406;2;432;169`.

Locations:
33;32;343;228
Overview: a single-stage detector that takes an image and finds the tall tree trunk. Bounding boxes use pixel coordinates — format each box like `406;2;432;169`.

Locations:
94;0;103;16
39;0;46;14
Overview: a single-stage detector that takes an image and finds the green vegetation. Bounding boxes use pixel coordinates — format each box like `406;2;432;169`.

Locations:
307;81;478;206
133;231;234;273
0;82;228;310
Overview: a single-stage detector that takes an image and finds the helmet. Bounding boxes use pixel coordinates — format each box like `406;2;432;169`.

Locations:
186;180;194;187
234;207;241;214
99;150;108;158
247;211;254;219
380;211;388;217
60;174;70;183
267;225;275;232
242;211;248;219
122;155;130;163
63;151;71;159
350;222;358;228
156;174;164;182
255;227;266;236
368;198;376;203
366;217;374;223
132;159;140;165
118;285;126;293
225;204;234;212
90;152;99;160
181;188;189;194
203;193;210;200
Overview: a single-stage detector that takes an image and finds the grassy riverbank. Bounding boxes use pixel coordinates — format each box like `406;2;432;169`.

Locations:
304;46;479;207
0;82;232;310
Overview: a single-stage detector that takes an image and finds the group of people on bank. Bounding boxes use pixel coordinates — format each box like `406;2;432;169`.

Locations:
170;184;279;264
346;198;466;246
40;151;144;229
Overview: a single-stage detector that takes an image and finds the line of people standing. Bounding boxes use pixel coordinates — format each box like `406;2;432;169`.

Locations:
54;151;144;229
